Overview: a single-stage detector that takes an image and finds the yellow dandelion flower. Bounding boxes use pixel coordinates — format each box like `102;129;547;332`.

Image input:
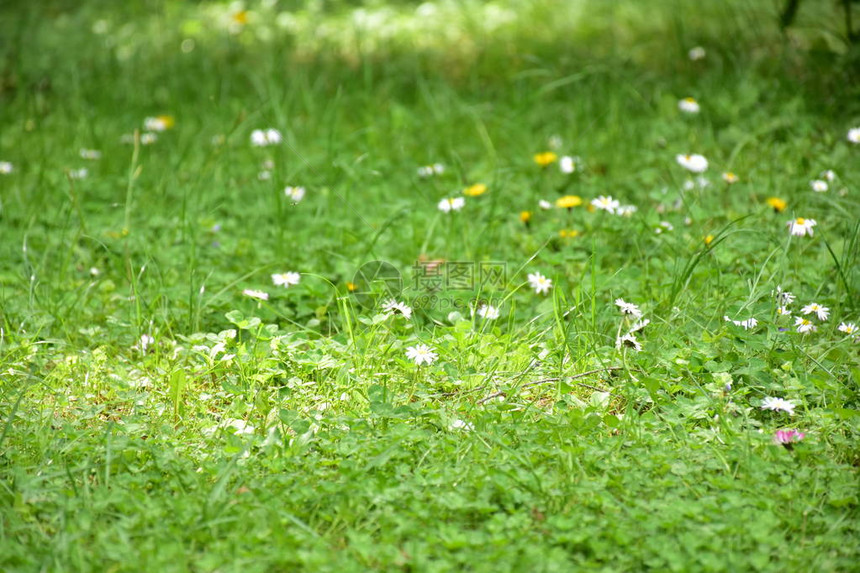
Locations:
704;234;714;246
766;197;787;213
233;10;249;24
559;229;580;238
346;282;357;292
556;195;582;209
463;183;487;197
520;211;532;224
534;152;558;167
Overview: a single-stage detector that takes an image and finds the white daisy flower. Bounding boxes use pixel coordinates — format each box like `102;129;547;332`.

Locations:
448;419;474;431
847;127;860;144
655;221;674;234
722;172;739;184
787;217;816;237
79;149;102;160
678;97;700;114
774;286;795;305
243;289;269;301
266;129;283;144
761;396;796;415
616;333;642;352
676;154;708;173
438;197;465;213
527;272;552;295
143;117;170;131
838;322;857;335
140;133;158;145
628;318;650;333
285;186;306;203
591;195;620;214
560;155;575;174
800;303;829;322
0;161;12;174
68;168;88;179
615;298;643;318
272;272;301;288
417;163;445;177
538;199;553;210
616;205;638;217
776;306;792;317
406;343;437;366
251;128;282;147
258;171;272;180
383;299;413;319
138;334;155;352
264;129;283;145
794;317;816;333
477;304;500;320
810;180;828;193
688;46;706;60
821;170;835;182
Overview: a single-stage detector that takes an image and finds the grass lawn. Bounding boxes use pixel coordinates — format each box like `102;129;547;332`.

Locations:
1;0;859;570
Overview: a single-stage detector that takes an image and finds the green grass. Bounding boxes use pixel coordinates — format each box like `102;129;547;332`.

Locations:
1;0;859;570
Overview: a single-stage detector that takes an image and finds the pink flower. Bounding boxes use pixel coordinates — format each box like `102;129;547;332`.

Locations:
773;429;805;446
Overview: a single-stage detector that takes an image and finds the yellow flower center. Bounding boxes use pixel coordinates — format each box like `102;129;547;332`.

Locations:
519;211;532;224
796;218;805;225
